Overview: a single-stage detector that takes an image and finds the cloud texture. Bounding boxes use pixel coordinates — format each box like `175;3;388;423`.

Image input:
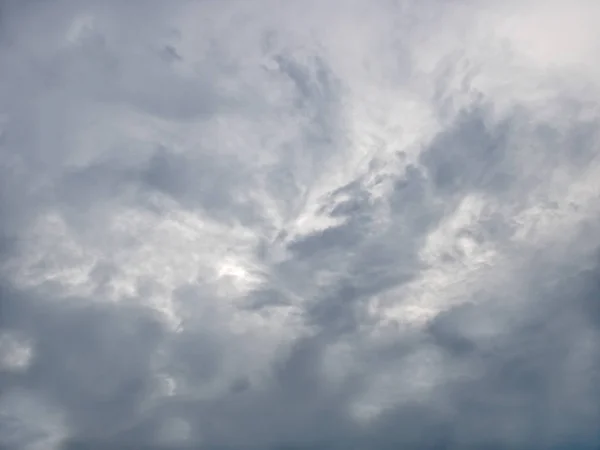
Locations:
1;0;600;448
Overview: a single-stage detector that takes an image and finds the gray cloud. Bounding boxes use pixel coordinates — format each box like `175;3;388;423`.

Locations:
1;0;600;449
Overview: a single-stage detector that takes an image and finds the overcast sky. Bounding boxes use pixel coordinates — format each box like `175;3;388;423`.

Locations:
1;0;600;449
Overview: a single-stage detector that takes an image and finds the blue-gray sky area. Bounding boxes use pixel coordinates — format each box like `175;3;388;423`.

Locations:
1;0;600;449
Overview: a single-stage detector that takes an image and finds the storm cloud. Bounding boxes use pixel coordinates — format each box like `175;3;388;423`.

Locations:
1;0;600;449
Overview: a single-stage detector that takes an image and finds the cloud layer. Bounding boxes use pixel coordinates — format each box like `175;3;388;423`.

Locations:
1;0;600;448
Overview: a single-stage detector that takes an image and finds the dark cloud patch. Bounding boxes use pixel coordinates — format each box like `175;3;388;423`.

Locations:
0;287;166;440
389;163;441;230
52;159;139;218
415;247;600;448
419;105;513;197
287;221;367;259
138;147;266;227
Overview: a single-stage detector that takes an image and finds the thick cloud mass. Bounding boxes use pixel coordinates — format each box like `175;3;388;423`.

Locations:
1;0;600;449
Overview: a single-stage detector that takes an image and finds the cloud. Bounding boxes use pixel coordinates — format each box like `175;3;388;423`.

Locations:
1;0;600;449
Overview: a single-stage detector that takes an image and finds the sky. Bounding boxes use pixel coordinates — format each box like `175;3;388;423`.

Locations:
1;0;600;449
